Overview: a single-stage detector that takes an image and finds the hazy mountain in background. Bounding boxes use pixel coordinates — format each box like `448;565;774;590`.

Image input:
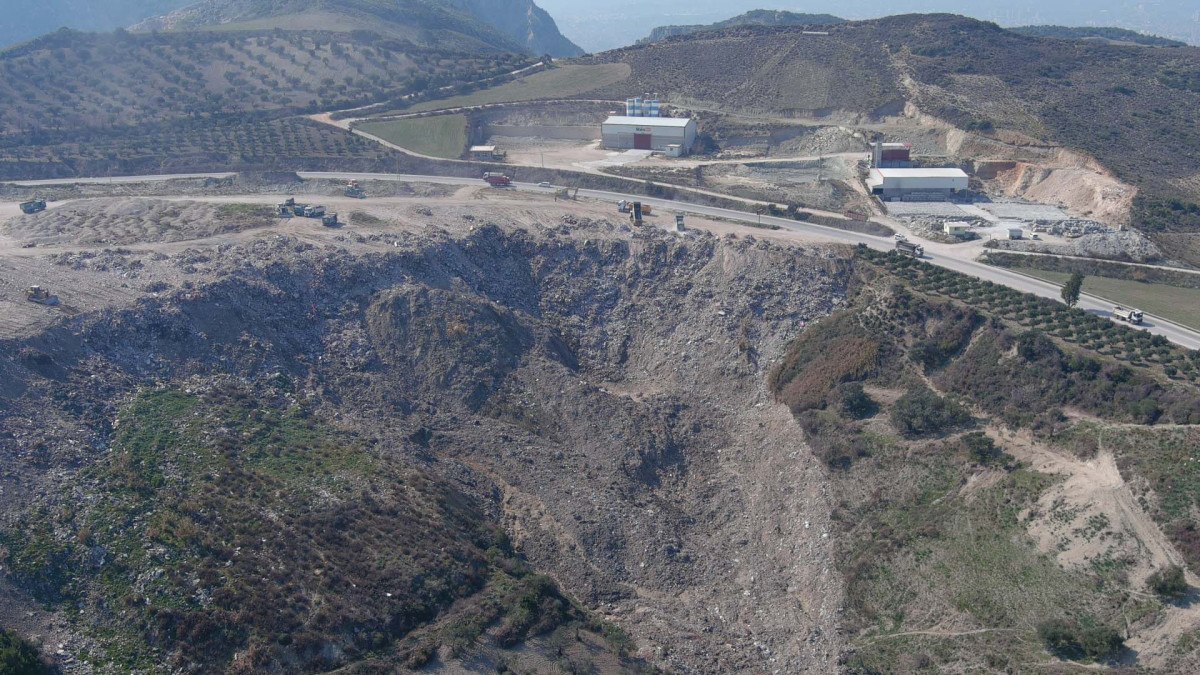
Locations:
0;0;193;47
1009;25;1187;47
537;0;1200;52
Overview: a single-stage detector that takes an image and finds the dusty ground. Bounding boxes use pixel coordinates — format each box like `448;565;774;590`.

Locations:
996;426;1200;670
0;182;859;342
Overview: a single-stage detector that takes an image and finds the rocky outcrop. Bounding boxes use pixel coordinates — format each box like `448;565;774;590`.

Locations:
447;0;583;56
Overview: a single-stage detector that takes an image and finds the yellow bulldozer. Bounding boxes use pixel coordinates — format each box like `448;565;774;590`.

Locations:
25;285;59;306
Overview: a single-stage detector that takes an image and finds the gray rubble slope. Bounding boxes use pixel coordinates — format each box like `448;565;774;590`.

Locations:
0;219;848;672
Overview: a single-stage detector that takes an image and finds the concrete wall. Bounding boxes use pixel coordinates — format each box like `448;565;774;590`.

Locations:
486;124;600;141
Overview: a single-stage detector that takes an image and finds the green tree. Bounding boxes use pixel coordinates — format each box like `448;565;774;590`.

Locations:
1061;272;1084;307
0;628;48;674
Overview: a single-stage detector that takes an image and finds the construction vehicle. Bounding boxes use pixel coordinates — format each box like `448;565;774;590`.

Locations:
895;239;924;258
322;213;339;227
276;202;294;217
19;199;47;214
617;200;631;213
301;205;326;218
674;214;686;231
24;286;58;306
483;172;512;187
344;181;366;199
631;202;644;226
1113;306;1144;325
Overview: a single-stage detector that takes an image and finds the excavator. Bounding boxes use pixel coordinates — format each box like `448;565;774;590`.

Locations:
19;198;47;214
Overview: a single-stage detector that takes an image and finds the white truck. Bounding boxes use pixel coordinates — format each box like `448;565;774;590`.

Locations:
1112;306;1144;325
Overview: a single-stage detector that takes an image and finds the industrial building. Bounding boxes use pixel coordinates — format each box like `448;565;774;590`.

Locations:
624;95;661;117
943;221;971;237
601;116;697;154
867;168;970;200
469;145;506;161
871;141;912;168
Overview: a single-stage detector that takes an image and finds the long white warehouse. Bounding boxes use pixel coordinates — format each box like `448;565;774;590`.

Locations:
867;168;969;200
602;116;697;154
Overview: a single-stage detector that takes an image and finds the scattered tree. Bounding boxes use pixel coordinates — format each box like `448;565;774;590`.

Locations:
1061;272;1084;307
1148;565;1189;600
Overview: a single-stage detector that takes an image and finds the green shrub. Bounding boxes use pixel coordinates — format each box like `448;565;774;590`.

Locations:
960;432;1007;466
1036;616;1124;662
834;382;878;420
890;386;972;437
1147;565;1189;600
0;629;48;675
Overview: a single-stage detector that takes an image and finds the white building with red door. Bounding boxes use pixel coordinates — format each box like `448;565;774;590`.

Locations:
601;116;696;154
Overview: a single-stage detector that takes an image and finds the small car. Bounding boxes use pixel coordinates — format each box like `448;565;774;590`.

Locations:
537;182;552;188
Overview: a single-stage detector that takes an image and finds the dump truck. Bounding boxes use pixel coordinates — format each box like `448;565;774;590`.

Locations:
301;205;326;218
895;239;924;258
1113;306;1144;325
19;199;47;214
630;202;644;226
483;173;511;187
25;286;58;306
345;181;366;199
322;213;339;227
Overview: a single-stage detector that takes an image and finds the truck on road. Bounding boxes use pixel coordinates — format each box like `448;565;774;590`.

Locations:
483;173;512;187
1113;306;1144;325
895;239;924;258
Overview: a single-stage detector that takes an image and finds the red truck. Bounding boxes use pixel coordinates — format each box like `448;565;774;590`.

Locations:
483;172;512;187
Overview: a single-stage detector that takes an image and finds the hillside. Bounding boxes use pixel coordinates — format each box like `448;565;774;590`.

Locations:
445;0;583;56
1;182;1199;671
0;7;542;180
136;0;582;56
1010;25;1187;47
639;10;845;45
579;14;1200;261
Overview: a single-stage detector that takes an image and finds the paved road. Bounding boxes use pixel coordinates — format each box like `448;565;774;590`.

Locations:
7;170;1200;349
9;173;237;186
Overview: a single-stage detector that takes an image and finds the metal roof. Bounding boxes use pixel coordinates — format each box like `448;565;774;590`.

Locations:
603;116;693;128
872;168;968;178
469;145;496;152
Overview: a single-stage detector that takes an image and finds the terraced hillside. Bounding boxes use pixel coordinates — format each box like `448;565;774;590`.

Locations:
0;29;527;135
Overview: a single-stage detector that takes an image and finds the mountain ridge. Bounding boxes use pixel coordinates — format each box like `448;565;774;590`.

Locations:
638;9;845;45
